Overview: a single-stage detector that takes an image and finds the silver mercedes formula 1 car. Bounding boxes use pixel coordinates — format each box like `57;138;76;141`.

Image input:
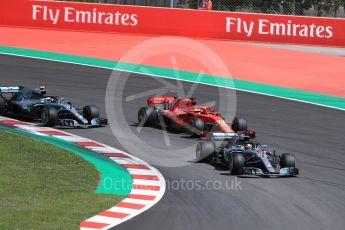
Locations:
196;132;299;177
0;86;107;128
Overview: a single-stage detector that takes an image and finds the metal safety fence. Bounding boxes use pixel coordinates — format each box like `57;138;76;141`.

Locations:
61;0;345;17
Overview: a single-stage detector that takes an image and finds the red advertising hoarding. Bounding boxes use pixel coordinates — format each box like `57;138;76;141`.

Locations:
1;0;344;47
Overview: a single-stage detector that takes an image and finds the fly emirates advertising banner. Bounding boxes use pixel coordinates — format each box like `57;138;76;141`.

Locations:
1;0;344;46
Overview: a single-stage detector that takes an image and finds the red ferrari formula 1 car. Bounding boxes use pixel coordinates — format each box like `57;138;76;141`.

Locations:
138;96;248;137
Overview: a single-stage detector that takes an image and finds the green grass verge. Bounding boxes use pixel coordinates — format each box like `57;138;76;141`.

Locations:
0;129;123;230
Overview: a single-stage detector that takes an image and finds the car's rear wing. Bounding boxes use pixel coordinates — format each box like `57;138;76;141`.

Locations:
209;130;255;141
210;132;238;141
0;86;23;94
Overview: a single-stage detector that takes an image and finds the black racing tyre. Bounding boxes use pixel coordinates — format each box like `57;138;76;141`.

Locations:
196;141;215;162
138;107;157;127
41;106;58;127
0;96;5;115
189;117;205;137
83;105;100;123
280;153;296;168
229;153;245;175
231;117;247;132
162;115;172;129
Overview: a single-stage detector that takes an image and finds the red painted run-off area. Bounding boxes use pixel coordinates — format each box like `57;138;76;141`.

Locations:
1;26;344;98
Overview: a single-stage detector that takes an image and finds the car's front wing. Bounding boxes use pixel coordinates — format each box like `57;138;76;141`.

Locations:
242;167;299;177
56;118;107;128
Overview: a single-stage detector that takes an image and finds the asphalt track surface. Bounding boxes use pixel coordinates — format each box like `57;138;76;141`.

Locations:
1;54;345;230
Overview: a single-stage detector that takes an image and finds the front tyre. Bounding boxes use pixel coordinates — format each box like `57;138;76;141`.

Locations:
83;105;99;123
229;153;245;175
231;117;247;132
196;141;215;162
280;153;296;168
42;107;58;127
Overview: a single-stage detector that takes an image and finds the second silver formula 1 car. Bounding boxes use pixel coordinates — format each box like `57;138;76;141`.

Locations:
0;86;107;128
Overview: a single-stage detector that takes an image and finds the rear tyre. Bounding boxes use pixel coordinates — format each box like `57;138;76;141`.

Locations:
196;141;215;162
138;107;157;127
83;105;99;123
229;153;245;175
41;107;58;127
0;96;5;115
280;153;296;168
231;117;247;132
189;117;205;137
162;115;172;130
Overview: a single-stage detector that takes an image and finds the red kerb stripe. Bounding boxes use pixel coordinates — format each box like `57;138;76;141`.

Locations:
80;221;109;229
131;174;159;181
0;120;27;125
75;141;104;147
121;164;150;170
116;202;145;210
98;211;129;219
128;194;156;201
102;153;130;158
132;184;160;191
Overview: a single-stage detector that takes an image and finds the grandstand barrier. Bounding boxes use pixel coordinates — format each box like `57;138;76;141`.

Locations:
1;0;344;47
